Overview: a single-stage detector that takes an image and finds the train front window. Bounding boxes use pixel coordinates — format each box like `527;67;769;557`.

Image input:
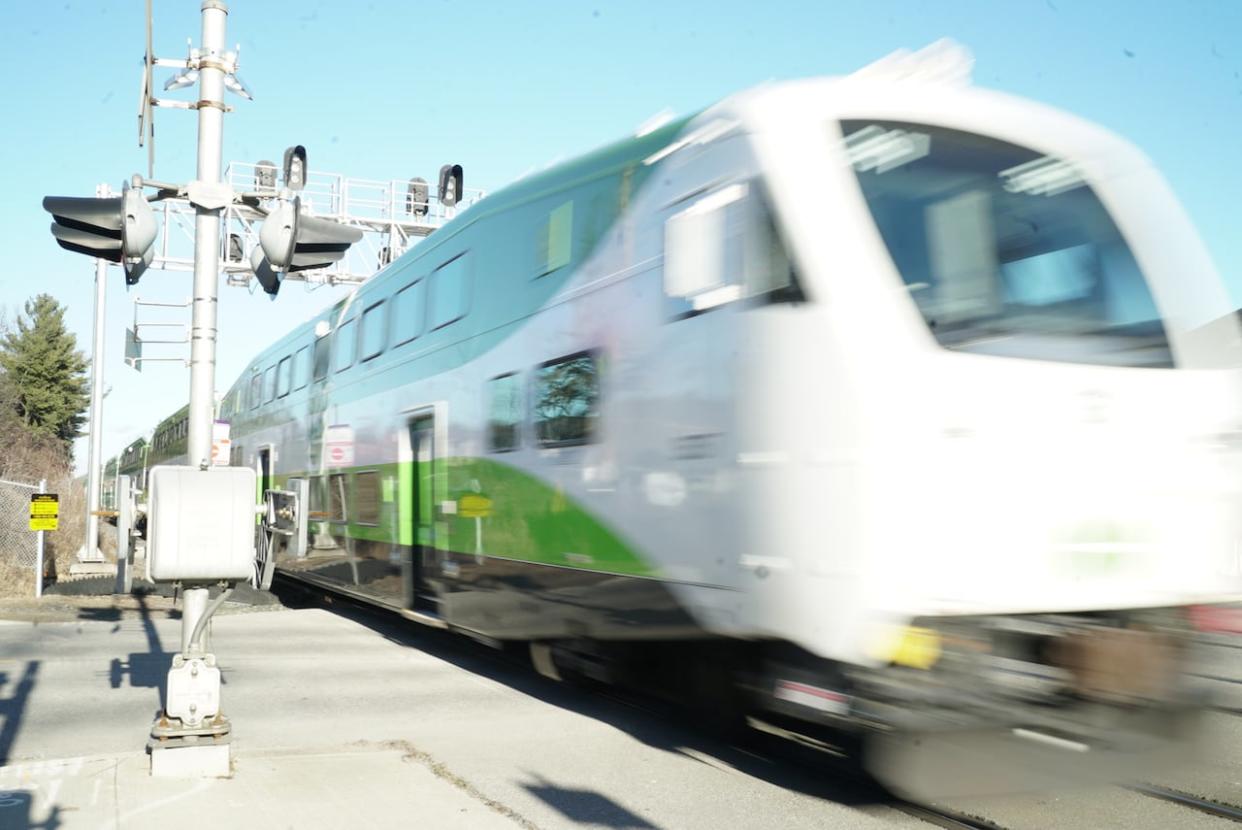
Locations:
842;120;1172;368
663;181;796;316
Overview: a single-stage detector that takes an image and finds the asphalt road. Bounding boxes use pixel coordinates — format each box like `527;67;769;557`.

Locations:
0;592;1238;829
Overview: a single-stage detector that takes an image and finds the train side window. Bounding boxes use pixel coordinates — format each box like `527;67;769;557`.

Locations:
249;372;261;410
429;252;471;331
276;356;292;397
534;352;599;447
665;184;746;313
534;201;573;277
293;345;310;390
263;365;277;403
354;471;380;524
328;473;347;522
360;301;386;362
313;335;330;382
335;318;356;372
664;182;794;315
487;372;522;452
393;279;425;346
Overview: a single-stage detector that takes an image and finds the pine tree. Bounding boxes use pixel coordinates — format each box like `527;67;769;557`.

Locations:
0;294;90;452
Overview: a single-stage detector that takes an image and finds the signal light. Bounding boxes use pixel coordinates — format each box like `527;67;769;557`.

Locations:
251;195;362;297
438;164;463;207
43;183;158;285
283;145;307;192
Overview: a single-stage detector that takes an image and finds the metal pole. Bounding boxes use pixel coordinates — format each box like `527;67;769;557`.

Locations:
81;193;110;564
35;479;46;598
179;0;228;678
114;475;133;595
181;588;210;653
188;1;225;472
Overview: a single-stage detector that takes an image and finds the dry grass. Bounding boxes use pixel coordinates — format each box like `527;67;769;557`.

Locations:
47;476;89;579
0;552;35;598
0;424;92;599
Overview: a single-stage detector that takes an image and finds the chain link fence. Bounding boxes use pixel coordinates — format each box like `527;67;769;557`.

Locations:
0;477;42;568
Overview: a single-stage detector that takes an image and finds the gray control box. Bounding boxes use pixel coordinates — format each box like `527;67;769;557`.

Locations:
147;465;257;582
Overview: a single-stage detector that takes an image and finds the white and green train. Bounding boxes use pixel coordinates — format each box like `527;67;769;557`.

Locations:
135;48;1242;796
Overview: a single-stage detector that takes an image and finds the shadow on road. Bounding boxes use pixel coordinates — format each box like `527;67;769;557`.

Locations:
279;581;887;810
106;593;171;710
0;670;65;828
520;772;661;829
0;663;38;766
0;790;62;830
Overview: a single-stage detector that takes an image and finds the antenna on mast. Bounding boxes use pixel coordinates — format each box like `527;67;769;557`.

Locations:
137;0;155;178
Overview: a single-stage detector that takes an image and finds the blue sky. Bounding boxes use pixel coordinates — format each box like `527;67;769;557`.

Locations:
1;1;1240;472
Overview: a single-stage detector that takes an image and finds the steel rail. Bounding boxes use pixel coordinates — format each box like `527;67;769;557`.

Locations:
1132;784;1242;823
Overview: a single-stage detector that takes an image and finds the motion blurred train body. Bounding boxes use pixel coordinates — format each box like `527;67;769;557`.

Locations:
100;411;183;523
124;44;1242;797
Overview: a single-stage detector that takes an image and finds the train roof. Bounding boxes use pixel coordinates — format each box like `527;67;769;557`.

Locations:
222;109;702;396
152;404;189;433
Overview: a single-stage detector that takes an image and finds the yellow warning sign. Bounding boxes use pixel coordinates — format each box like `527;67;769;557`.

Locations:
29;493;59;531
458;493;492;519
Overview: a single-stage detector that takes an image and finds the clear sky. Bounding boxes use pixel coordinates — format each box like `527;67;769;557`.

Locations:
1;0;1240;473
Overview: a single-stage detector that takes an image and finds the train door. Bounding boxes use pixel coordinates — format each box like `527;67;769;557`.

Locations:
257;447;272;503
408;415;439;614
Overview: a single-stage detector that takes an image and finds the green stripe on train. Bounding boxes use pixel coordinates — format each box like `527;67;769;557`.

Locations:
271;457;655;577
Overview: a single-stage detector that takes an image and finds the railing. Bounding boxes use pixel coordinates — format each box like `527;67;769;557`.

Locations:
146;162;487;289
0;477;46;597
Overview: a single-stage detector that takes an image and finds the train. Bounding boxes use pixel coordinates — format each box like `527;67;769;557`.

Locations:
104;42;1242;798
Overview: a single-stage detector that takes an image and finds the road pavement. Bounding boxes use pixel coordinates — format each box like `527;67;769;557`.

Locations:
0;593;1237;829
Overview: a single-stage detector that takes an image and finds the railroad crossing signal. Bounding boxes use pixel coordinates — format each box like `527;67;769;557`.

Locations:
43;183;158;284
251;193;364;296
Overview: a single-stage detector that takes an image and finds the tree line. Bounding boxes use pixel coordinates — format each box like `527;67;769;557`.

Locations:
0;293;89;592
0;294;90;481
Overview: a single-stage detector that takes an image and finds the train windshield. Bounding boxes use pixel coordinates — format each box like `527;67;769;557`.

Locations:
842;120;1172;368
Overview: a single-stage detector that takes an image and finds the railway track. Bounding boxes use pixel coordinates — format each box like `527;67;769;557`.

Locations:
891;802;1007;830
271;573;1019;828
1133;784;1242;823
273;574;1242;830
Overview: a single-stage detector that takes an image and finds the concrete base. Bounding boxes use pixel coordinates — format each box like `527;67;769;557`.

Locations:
75;546;105;564
68;561;116;576
150;741;232;779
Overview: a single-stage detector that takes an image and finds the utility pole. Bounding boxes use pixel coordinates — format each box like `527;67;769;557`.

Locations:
187;0;225;474
179;2;228;672
79;183;111;564
43;0;363;780
142;0;236;779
